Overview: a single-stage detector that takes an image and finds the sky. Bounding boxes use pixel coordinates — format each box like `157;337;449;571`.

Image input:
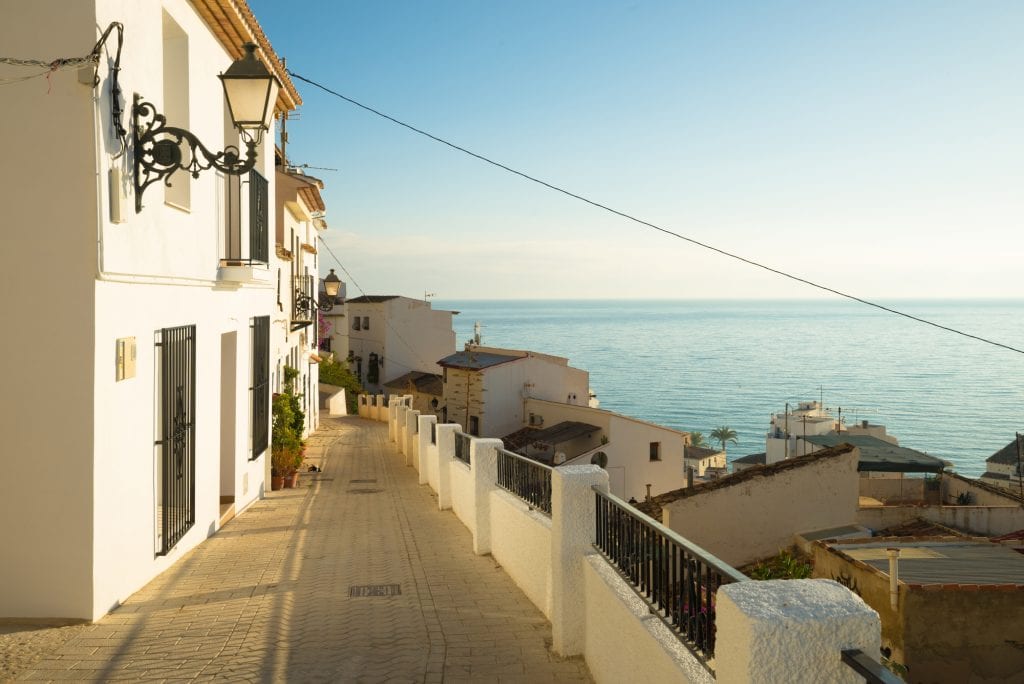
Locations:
248;1;1022;300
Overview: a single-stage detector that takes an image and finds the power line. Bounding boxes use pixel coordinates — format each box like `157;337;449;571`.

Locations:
315;235;439;375
289;70;1024;358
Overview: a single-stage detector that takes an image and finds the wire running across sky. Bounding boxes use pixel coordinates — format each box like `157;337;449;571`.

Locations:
289;70;1024;358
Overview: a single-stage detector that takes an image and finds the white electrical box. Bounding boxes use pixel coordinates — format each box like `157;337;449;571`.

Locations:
116;337;136;380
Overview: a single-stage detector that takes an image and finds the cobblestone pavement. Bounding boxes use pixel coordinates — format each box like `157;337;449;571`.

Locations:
13;417;592;683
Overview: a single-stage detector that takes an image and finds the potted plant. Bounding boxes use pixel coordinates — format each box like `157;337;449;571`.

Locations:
271;367;307;491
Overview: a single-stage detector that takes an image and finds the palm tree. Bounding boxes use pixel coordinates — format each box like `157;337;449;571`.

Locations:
689;431;706;448
710;426;738;453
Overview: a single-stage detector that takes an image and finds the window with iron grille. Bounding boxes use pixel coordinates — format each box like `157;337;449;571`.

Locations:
248;170;268;263
156;324;196;556
251;316;270;459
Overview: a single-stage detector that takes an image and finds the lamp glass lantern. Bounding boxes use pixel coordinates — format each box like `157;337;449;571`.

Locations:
219;42;280;136
323;269;342;299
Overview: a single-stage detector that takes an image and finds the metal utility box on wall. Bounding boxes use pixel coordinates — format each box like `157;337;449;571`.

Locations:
116;336;136;380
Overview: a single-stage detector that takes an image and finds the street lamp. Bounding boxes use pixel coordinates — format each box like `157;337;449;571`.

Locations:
295;269;343;317
133;42;280;212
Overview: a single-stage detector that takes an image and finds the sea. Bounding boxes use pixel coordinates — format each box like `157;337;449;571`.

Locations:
434;299;1024;478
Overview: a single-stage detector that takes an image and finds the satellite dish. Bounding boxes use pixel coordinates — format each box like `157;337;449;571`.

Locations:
591;451;608;468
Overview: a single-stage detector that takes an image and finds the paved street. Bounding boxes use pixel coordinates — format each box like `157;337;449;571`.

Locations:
15;417;591;683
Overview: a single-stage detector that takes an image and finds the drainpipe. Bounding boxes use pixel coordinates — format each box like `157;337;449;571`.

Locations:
886;548;900;611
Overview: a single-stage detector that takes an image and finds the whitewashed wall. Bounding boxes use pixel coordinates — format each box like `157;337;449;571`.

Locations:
0;0;281;620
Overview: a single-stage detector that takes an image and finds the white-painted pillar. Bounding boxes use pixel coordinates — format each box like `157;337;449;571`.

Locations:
357;394;368;418
417;415;437;485
405;409;420;467
396;404;408;452
434;423;460;511
388;397;399;439
716;579;881;683
551;464;609;656
469;439;502;556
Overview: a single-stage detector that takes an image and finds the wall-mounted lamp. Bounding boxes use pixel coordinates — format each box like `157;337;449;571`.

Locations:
295;269;343;317
133;42;280;212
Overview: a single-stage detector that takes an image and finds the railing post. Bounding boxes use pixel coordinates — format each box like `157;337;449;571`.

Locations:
435;423;461;510
396;404;408;452
716;579;881;683
405;409;420;467
388;397;400;439
417;415;437;485
470;439;502;556
551;465;609;656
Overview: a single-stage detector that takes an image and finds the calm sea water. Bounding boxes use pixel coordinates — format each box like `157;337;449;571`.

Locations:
435;299;1024;478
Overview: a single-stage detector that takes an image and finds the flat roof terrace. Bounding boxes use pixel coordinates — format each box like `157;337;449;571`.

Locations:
829;539;1024;586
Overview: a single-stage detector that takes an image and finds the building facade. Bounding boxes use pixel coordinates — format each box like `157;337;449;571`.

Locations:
328;295;456;394
1;0;297;620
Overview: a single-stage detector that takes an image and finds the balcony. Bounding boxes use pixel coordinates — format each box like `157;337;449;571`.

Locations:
218;170;271;284
291;274;316;331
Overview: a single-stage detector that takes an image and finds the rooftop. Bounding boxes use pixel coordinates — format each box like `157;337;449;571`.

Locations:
635;444;857;519
685;446;724;460
828;539;1024;586
732;452;766;466
988;438;1024;466
383;371;443;397
346;295;400;304
438;350;523;370
802;434;945;473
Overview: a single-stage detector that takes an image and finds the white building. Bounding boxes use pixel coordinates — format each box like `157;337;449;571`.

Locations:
980;438;1024;494
513;399;692;503
273;164;329;445
327;295;456;394
1;0;297;621
439;346;590;438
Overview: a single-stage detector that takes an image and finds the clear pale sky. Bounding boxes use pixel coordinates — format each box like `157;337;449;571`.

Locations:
248;1;1022;300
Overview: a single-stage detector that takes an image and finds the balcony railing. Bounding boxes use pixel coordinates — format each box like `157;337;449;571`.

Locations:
497;448;553;516
292;274;315;330
841;650;902;683
222;170;268;265
454;431;472;465
593;488;748;666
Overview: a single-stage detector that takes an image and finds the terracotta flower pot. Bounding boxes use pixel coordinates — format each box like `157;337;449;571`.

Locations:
271;475;284;491
286;471;300;488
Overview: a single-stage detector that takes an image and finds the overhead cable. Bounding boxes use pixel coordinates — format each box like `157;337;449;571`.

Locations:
288;70;1024;357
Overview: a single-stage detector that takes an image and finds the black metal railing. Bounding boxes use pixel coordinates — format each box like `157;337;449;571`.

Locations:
222;170;268;265
250;316;269;459
593;488;748;665
841;650;902;683
292;274;316;326
454;431;472;465
497;448;553;516
156;324;197;556
431;422;437;445
248;170;268;263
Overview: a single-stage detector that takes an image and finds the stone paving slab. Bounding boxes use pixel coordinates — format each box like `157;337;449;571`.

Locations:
13;417;591;682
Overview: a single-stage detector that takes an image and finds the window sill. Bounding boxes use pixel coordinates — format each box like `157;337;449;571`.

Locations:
217;262;272;284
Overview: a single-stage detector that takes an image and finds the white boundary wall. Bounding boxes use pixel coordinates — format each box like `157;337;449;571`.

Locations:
388;409;882;683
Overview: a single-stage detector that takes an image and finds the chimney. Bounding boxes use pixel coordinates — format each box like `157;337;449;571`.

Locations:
645;484;652;502
686;466;694;488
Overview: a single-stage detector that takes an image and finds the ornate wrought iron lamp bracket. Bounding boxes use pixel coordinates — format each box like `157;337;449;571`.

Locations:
295;290;335;317
133;94;257;212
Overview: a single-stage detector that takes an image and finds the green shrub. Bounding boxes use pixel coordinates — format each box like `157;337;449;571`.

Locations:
271;366;306;475
319;357;363;413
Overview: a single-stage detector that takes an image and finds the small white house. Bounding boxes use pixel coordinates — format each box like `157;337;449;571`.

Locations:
328;295;456;394
980;438;1024;493
439;346;590;438
516;398;692;503
0;0;297;621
